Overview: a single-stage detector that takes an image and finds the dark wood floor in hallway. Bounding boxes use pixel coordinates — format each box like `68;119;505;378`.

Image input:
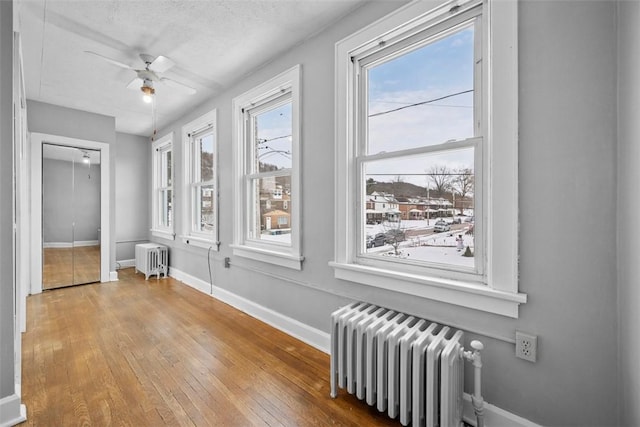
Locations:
20;268;397;426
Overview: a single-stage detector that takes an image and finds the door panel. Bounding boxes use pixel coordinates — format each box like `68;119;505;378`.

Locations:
42;144;101;289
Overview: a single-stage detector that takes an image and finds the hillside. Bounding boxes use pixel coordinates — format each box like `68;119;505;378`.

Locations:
367;180;447;199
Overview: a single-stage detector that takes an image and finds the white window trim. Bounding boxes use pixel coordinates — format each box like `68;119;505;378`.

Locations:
151;132;175;240
231;65;304;270
181;109;219;250
332;0;526;318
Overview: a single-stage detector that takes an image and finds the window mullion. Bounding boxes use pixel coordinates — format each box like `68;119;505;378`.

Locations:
247;168;292;180
359;137;482;163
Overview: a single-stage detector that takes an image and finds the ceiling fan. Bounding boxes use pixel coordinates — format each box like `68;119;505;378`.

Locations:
85;51;197;102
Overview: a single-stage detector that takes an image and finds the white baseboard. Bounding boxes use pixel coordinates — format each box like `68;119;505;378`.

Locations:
117;259;135;269
169;267;330;353
109;271;118;281
0;392;26;427
43;240;99;248
462;393;541;427
168;267;538;427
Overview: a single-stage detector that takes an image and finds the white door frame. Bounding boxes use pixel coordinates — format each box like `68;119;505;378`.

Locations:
30;133;110;294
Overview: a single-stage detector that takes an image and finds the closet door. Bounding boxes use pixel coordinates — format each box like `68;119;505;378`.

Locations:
42;144;101;289
72;148;101;285
42;144;74;289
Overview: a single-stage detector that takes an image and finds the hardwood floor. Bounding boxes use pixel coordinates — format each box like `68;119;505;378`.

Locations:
21;268;398;426
43;245;101;289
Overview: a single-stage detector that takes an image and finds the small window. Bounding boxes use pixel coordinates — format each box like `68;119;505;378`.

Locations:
182;110;218;249
152;133;174;240
232;65;303;270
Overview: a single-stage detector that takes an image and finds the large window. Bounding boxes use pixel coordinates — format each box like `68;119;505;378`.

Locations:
232;66;303;270
151;133;174;240
182;110;218;249
332;0;526;317
361;14;481;274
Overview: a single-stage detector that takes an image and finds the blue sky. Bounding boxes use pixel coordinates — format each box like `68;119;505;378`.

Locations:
256;23;476;189
255;102;292;171
366;24;476;188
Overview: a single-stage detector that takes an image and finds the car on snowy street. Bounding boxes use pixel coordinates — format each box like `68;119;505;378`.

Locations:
433;220;451;232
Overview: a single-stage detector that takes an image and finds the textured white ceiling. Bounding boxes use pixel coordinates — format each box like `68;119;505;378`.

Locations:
17;0;366;136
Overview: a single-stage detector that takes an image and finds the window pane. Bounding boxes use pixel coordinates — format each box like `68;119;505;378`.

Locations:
367;23;475;154
255;102;292;173
196;184;215;232
199;134;214;182
250;175;291;245
161;149;172;187
363;148;475;269
160;189;172;228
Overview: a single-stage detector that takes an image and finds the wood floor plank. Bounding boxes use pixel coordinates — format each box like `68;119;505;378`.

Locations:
21;268;399;426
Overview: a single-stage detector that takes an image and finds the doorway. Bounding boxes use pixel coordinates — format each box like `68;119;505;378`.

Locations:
42;144;101;289
30;133;111;295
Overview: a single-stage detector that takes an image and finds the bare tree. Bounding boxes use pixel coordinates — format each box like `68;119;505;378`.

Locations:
427;164;452;197
452;167;474;215
382;220;406;256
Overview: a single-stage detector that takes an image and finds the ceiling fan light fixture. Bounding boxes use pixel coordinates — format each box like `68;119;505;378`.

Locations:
141;82;155;103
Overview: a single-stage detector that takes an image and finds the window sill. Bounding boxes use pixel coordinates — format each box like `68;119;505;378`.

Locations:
329;262;526;318
181;235;219;250
231;244;304;270
151;229;175;241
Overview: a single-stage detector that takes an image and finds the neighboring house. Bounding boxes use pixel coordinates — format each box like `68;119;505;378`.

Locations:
259;182;291;232
262;209;290;231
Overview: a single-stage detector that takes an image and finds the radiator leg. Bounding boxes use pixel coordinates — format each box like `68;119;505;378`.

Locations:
330;322;338;398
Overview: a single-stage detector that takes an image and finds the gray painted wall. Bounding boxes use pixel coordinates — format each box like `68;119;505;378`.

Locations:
42;158;101;244
516;1;618;424
617;1;640;425
27;100;117;271
149;1;621;425
0;0;14;401
115;132;150;262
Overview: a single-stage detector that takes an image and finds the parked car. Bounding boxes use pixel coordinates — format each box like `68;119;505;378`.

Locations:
433;220;451;232
367;233;387;248
464;216;474;223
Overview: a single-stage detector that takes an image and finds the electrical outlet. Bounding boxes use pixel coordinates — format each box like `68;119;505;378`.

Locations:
515;331;537;362
224;257;231;268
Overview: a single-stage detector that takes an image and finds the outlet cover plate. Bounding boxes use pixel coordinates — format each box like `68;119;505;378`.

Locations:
515;331;537;362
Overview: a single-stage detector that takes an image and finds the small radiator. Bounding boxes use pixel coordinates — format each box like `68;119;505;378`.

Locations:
135;243;168;280
330;302;485;427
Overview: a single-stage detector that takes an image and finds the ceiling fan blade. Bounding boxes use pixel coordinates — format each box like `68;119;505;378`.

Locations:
148;55;175;73
126;77;143;90
84;51;133;70
161;77;196;95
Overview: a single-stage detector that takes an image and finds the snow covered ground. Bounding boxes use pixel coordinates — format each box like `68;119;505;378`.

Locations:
366;219;475;268
257;218;476;268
